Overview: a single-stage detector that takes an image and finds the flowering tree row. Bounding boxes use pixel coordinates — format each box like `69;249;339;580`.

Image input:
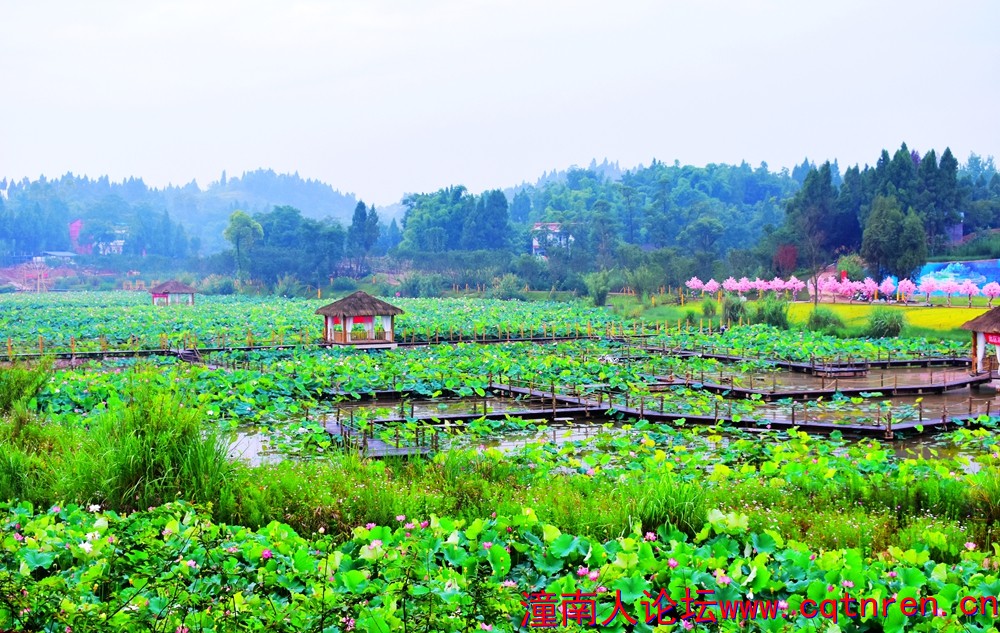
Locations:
686;275;1000;307
816;277;1000;307
685;276;808;298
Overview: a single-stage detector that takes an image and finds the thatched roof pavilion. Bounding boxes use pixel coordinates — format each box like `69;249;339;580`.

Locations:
316;291;404;348
149;280;198;306
961;308;1000;373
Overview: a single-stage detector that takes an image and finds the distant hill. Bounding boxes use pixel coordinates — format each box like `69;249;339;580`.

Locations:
0;170;360;254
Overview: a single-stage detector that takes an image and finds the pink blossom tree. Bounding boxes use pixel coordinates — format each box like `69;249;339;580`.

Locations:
786;276;806;299
918;277;938;304
879;277;896;301
751;277;769;298
722;277;739;294
704;279;721;296
940;279;961;307
983;281;1000;308
736;277;752;297
840;279;860;303
862;277;879;301
822;277;841;303
897;278;917;304
685;277;704;294
768;276;786;295
959;279;981;307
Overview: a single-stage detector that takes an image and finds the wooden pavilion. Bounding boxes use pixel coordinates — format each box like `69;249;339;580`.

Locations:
149;280;198;306
960;308;1000;375
316;291;404;349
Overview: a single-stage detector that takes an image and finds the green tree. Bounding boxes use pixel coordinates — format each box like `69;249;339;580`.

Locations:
860;195;905;278
461;189;509;250
893;209;928;278
347;201;380;274
783;163;837;306
222;210;263;280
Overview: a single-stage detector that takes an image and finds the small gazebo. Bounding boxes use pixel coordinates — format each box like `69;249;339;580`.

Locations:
149;280;198;306
960;307;1000;374
316;291;404;348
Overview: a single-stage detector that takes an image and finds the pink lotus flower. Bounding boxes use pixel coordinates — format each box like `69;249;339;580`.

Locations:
588;570;599;581
668;558;678;568
644;532;657;541
966;541;977;550
482;541;493;550
261;549;273;559
577;566;590;577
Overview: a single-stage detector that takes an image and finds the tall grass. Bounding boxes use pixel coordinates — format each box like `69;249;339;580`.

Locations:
0;359;51;414
866;307;906;338
63;382;234;513
631;471;707;538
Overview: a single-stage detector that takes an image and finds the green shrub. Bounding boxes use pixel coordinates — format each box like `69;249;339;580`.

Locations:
807;307;845;334
865;307;906;338
721;296;748;324
583;270;611;307
330;277;358;292
836;253;867;280
198;274;236;295
487;274;527;301
273;273;305;297
684;309;698;325
701;298;717;318
751;297;790;329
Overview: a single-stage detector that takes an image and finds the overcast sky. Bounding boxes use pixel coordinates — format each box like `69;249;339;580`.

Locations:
2;0;997;206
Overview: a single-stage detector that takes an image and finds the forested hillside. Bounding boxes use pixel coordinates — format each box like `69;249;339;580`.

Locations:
3;147;999;295
0;170;358;257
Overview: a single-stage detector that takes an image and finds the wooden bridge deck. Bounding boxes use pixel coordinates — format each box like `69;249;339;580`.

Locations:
651;372;993;402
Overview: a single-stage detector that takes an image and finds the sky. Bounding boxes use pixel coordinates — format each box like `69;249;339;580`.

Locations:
2;0;998;206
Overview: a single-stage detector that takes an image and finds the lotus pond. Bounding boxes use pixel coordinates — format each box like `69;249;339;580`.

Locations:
3;296;1000;632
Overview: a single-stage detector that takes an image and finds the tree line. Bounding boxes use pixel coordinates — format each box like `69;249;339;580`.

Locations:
3;146;999;296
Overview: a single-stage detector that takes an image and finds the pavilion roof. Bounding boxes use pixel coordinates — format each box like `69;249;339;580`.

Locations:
149;280;198;294
315;291;404;317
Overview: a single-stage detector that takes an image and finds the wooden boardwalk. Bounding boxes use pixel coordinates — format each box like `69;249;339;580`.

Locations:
638;344;971;374
651;372;993;402
324;420;432;459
